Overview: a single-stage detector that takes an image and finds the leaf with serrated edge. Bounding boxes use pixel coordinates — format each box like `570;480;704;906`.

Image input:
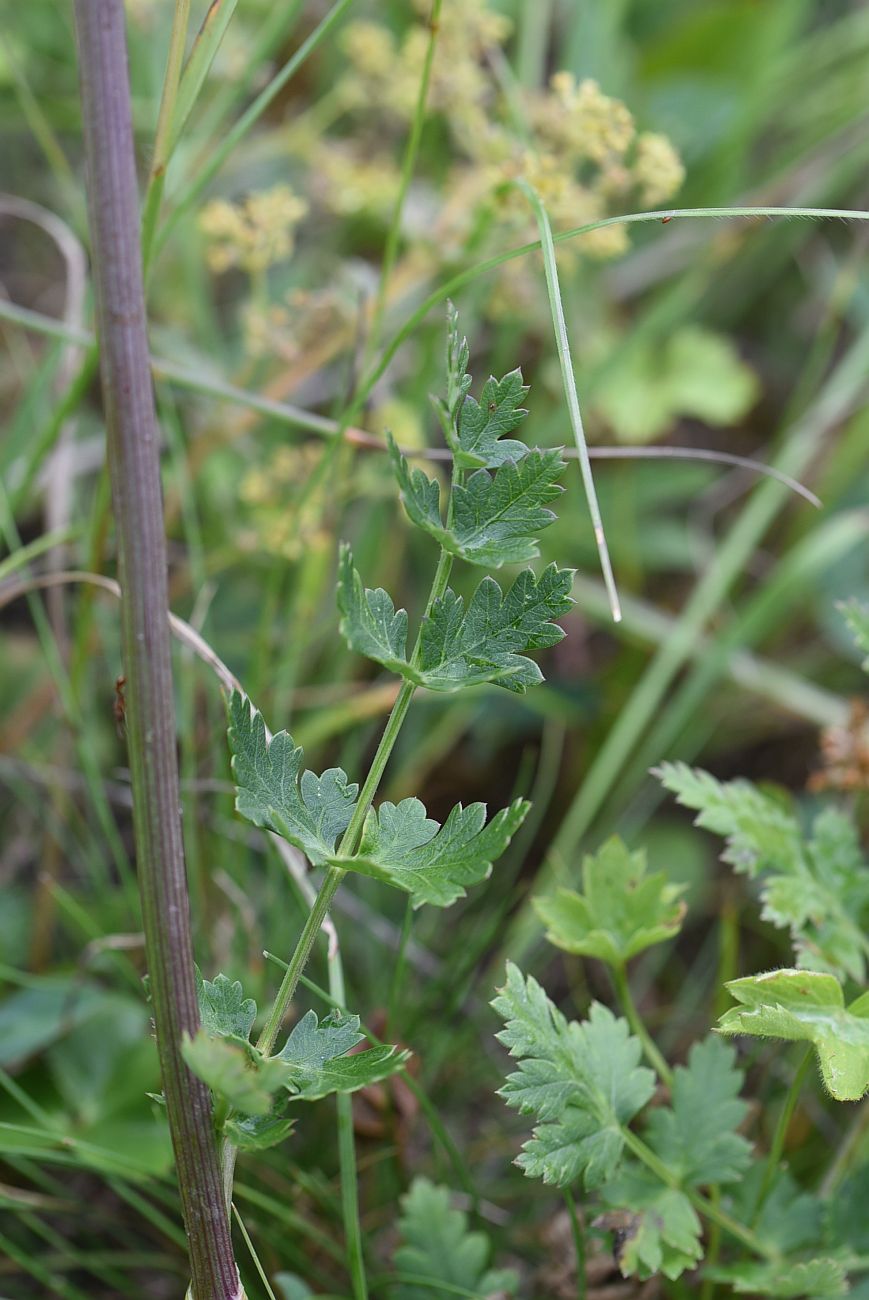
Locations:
275;1008;409;1101
228;691;358;865
534;836;685;967
644;1037;751;1186
707;1258;848;1297
336;545;409;674
718;968;869;1101
196;970;256;1041
417;565;573;694
339;797;529;908
388;438;565;568
658;762;869;982
599;1166;702;1281
492;963;654;1188
394;1178;518;1300
456;369;530;469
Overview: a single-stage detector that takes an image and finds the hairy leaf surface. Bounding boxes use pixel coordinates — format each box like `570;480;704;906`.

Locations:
342;796;529;907
228;691;358;865
718;969;869;1101
492;963;654;1188
534;836;685;966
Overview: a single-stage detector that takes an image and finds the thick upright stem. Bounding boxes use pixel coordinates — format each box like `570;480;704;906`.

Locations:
72;4;240;1296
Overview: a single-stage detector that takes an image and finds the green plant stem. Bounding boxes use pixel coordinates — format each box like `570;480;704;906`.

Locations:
611;963;672;1086
231;1203;278;1300
753;1048;812;1222
518;179;620;620
153;0;357;261
620;1130;777;1263
330;948;368;1300
141;0;191;276
366;0;442;361
71;4;239;1295
564;1187;587;1300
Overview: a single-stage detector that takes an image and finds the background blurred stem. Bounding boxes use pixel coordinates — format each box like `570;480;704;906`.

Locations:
141;0;191;277
71;3;240;1295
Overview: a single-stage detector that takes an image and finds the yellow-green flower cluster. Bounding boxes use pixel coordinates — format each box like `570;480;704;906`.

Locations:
238;443;330;560
199;185;307;275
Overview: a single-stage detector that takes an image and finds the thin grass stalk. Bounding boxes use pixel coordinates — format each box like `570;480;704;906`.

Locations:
71;3;240;1295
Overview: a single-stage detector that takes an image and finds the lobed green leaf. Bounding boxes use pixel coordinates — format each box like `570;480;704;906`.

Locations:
181;1030;291;1117
393;1178;518;1299
342;796;530;908
599;1165;703;1281
275;1008;409;1101
718;969;869;1101
228;691;358;865
534;836;685;967
492;963;654;1189
195;970;256;1042
336;543;409;674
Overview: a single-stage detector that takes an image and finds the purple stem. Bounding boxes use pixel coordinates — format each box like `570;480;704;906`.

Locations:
71;3;241;1295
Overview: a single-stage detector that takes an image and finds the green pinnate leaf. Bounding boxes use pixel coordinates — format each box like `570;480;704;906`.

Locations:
275;1009;409;1101
718;969;869;1101
599;1166;702;1281
644;1037;751;1186
195;970;256;1042
455;368;530;469
181;1030;290;1116
417;565;573;694
389;438;565;568
840;598;869;670
342;796;530;908
492;963;655;1189
430;301;472;454
337;545;409;674
534;836;685;967
393;1178;518;1299
658;762;869;981
228;691;358;866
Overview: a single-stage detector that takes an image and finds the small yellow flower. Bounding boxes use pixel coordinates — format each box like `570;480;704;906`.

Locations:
633;132;686;207
199;185;307;275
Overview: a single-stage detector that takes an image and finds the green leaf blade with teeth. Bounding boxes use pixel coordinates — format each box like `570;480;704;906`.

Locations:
195;970;256;1042
336;544;409;675
718;968;869;1101
276;1009;408;1101
417;565;573;694
534;836;686;967
393;1177;519;1300
455;368;530;469
492;963;655;1189
181;1031;291;1117
228;691;358;865
599;1167;703;1281
341;796;530;907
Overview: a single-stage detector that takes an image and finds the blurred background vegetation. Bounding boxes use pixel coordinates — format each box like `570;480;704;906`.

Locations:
0;0;868;1295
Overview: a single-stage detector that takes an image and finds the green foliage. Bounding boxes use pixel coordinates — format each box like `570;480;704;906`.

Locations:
709;1258;849;1297
337;544;410;675
644;1037;751;1186
595;325;759;444
417;566;573;693
275;1008;410;1101
390;438;566;568
393;1178;518;1299
338;552;573;692
657;762;869;981
492;963;654;1188
196;969;256;1040
534;836;686;966
718;969;869;1101
599;1168;703;1280
228;689;358;865
344;796;529;908
181;1030;290;1117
